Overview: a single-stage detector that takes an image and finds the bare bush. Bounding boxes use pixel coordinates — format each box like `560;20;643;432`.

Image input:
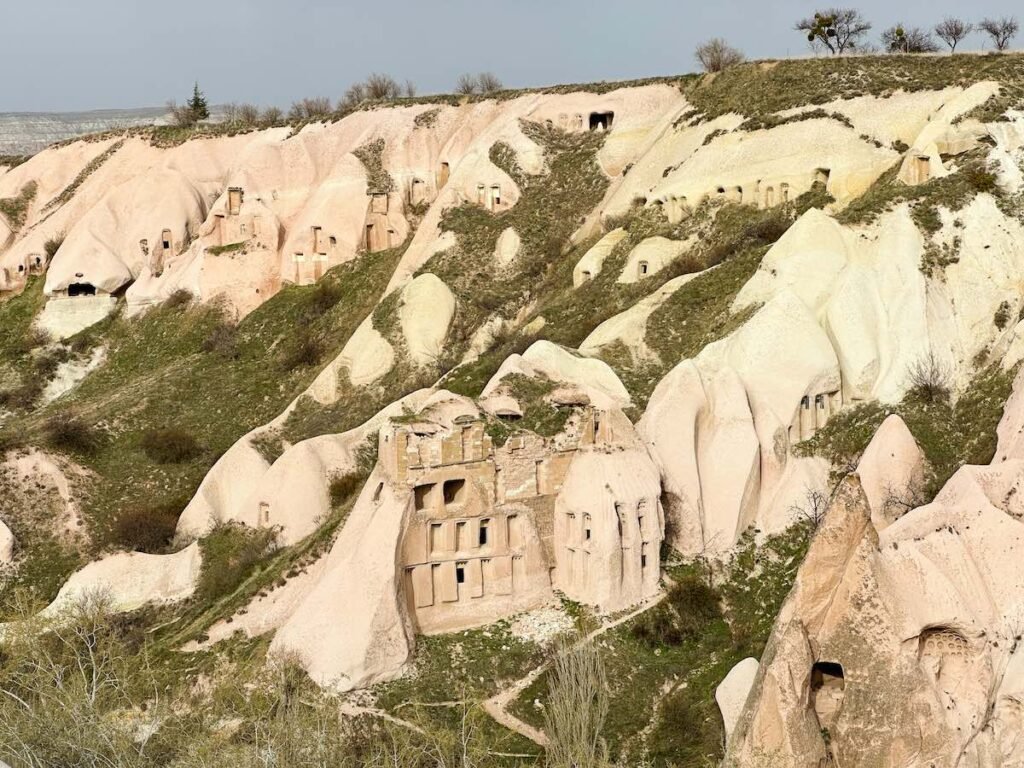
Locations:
167;99;198;128
140;427;201;464
162;288;194;310
261;105;284;125
288;97;333;122
455;73;479;95
905;351;952;404
695;38;746;72
544;639;610;768
789;486;829;532
45;414;101;454
202;319;240;359
476;71;503;93
365;73;402;100
237;103;261;126
455;72;505;94
934;17;973;52
280;329;324;369
980;16;1019;51
112;500;181;553
43;231;64;259
881;480;928;521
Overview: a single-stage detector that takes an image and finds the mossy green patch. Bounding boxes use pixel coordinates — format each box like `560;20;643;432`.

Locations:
0;180;38;230
1;246;403;553
799;365;1016;497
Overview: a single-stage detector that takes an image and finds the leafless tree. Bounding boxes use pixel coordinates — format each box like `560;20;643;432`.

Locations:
882;24;940;53
364;72;403;100
934;17;974;52
796;8;873;54
237;103;261;125
288;97;332;122
403;79;417;98
167;99;198;127
544;638;610;768
261;106;283;125
905;351;952;404
694;38;746;72
476;72;503;93
980;16;1019;51
881;480;928;521
789;486;830;533
455;73;479;95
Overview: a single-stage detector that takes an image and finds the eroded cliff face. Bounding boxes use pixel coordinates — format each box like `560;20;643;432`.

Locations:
4;56;1024;763
726;372;1024;767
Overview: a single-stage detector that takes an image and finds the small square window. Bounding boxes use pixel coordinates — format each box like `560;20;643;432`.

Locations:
456;563;466;584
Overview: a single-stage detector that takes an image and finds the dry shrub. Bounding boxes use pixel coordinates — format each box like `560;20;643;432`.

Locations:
905;352;952;404
201;319;239;359
307;280;343;318
46;414;101;454
139;427;202;464
543;639;609;768
112;501;181;553
695;38;745;73
162;289;194;310
280;330;323;370
329;473;363;506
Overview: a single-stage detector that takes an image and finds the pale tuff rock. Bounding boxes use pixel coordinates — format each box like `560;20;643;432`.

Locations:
40;543;202;618
0;85;683;335
572;227;628;287
333;316;396;387
737;199;1024;403
640;292;836;554
483;340;632;410
40;344;106;404
175;389;433;540
897;81;999;185
269;467;417;690
0;519;13;564
855;414;926;531
494;227;521;268
580;270;705;360
399;273;456;368
616;235;690;284
716;657;759;742
269;391;662;690
726;367;1024;767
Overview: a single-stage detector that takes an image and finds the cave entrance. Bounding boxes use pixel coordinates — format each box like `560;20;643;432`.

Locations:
68;282;97;297
810;661;845;728
589;112;614;131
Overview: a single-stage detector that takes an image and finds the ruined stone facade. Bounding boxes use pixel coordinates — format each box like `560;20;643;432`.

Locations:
381;408;663;634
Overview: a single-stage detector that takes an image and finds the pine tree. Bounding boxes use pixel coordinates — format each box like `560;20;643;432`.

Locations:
187;82;210;122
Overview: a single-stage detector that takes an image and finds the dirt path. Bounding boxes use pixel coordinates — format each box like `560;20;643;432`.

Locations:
481;590;668;747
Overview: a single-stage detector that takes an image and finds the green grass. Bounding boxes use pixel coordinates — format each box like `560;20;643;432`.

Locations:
510;523;813;766
206;240;247;255
0;180;38;230
799;364;1016;497
684;53;1024;123
1;246;403;562
836;153;1001;233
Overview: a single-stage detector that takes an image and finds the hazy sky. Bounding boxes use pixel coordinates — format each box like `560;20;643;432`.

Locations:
2;0;1018;112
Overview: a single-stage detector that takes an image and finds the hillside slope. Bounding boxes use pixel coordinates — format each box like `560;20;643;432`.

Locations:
2;55;1024;766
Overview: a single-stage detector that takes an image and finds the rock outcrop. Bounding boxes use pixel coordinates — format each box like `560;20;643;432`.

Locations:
726;367;1024;767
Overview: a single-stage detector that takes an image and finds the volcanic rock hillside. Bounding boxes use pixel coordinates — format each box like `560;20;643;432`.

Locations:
3;55;1024;766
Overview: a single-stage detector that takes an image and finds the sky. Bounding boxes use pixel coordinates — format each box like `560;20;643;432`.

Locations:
1;0;1019;112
